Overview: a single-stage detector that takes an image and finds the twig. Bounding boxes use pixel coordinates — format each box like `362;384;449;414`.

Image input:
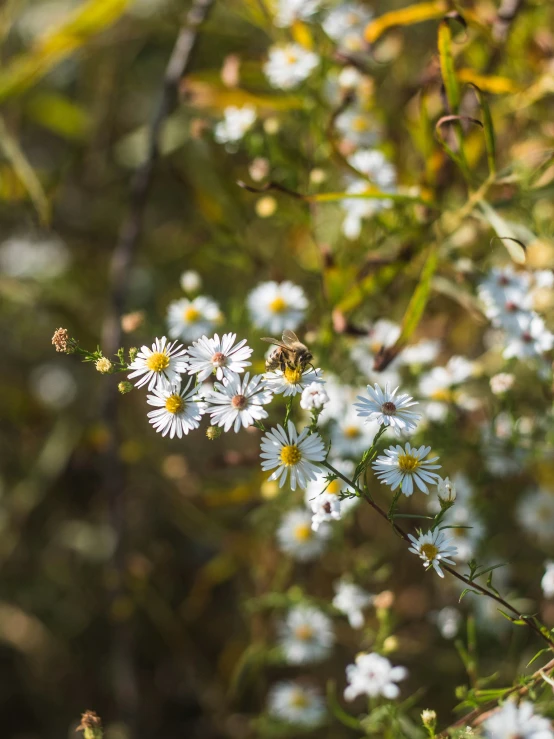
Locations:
99;1;216;733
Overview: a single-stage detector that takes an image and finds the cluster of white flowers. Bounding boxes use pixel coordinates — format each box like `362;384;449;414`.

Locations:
479;266;554;362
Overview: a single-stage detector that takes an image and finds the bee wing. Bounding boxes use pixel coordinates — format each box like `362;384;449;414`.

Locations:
261;337;288;348
281;329;300;347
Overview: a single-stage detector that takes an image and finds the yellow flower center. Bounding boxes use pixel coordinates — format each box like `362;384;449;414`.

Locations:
284;366;303;384
430;388;454;403
146;351;170;373
290;691;309;709
294;625;314;642
285;52;298;65
183;306;201;323
280;444;301;466
327;480;341;495
293;523;312;542
352;116;369;132
397;453;420;473
165;394;184;414
269;296;287;313
420;543;439;561
344;425;360;438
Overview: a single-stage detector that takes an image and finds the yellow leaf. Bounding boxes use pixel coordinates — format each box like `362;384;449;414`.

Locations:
365;0;448;44
291;19;314;49
458;69;519;94
0;0;130;103
25;92;89;140
438;20;459;111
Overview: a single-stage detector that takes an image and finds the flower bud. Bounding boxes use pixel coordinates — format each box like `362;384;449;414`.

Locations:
95;357;112;374
206;425;222;440
421;709;436;730
77;710;103;739
128;347;138;362
118;381;133;395
437;476;456;508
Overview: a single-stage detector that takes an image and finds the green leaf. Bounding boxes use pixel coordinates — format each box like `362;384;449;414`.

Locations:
395;243;440;349
527;648;551;668
438;20;460;112
479;201;527;264
326;680;362;730
470;83;496;174
459;588;481;602
25;92;89;141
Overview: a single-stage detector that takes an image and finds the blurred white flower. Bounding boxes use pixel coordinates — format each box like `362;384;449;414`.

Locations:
265;366;323;397
333;579;373;628
336;109;380;148
146;378;204;438
483;699;553;739
542;562;554;599
408;529;457;577
272;0;320;27
503;313;554;360
344;652;407;701
186;332;252;381
323;2;373;52
167;296;221;342
354;382;421;435
214;105;256;144
418;356;474;422
400;339;441;367
300;381;329;411
0;234;69;280
349;149;396;190
128;337;188;391
434;606;461;639
373;443;441;496
518;489;554;544
264;43;319;89
260;421;326;490
490;372;515;395
267;681;326;726
277;508;331;561
278;605;334;664
247;280;308;333
179;270;202;293
204;372;272;432
30;363;77;409
331;406;379;458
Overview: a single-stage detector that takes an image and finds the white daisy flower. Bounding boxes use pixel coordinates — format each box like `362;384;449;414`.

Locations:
407;529;457;578
278;605;334;664
247;280;308;333
264;366;323;397
305;460;358;518
542;562;554;599
333;579;373;628
479;266;531;307
434;606;461;639
277;507;331;561
330;406;380;459
518;489;554;544
267;681;326;727
373;443;441;496
186;332;252;382
204;372;272;432
323;1;373;52
127;336;188;391
264;43;319;90
349;149;396;190
490;372;515;395
335;109;380;149
354;382;421;435
400;339;441;367
483;700;553;739
418;356;474;422
503;313;554;360
167;296;221;342
344;652;407;701
146;378;204;438
214;105;256;145
300;381;329;411
273;0;320;27
260;422;326;490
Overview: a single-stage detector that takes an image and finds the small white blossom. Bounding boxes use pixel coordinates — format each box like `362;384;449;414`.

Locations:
333;580;373;628
483;699;553;739
300;381;329;410
128;336;187;391
336;109;380;148
323;1;373;52
204;372;272;432
214;105;256;144
260;422;326;490
354;382;420;435
434;606;461;639
503;313;554;360
265;366;323;397
267;681;325;727
247;280;308;333
146;378;204;438
277;507;331;561
490;372;515;395
167;296;221;342
186;332;252;382
278;605;334;664
373;443;441;496
518;489;554;544
304;462;358;528
542;562;554;599
344;652;407;701
437;476;457;503
273;0;320;27
264;43;319;90
340;179;392;239
179;270;201;293
408;529;457;578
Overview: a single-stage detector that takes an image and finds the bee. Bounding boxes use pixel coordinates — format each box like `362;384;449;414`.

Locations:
261;330;313;373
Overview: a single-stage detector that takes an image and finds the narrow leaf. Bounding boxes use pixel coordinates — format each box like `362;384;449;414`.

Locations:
438;19;460;111
365;0;448;44
470;83;496;174
479;201;527;264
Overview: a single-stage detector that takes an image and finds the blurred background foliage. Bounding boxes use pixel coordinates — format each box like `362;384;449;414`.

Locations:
1;0;554;737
